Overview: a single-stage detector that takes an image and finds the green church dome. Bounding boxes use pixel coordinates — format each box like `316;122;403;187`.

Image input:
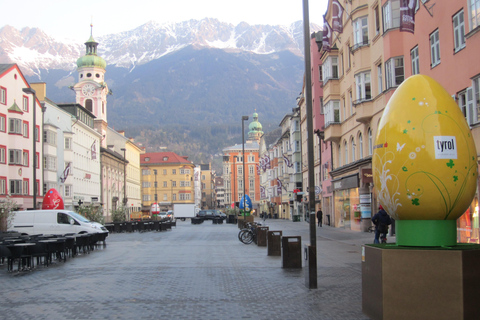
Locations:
248;112;263;140
76;55;107;69
249;112;263;131
76;35;106;69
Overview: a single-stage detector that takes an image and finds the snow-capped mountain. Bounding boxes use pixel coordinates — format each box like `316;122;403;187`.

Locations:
0;18;321;163
0;18;320;75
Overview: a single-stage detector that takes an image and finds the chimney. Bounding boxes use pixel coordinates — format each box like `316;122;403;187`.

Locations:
30;82;47;101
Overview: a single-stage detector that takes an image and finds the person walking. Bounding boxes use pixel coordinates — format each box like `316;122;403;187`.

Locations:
316;209;323;227
371;205;392;244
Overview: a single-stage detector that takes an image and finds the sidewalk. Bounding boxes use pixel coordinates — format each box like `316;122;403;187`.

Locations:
260;217;396;248
0;219;376;319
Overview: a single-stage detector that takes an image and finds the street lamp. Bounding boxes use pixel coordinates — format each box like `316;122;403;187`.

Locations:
232;155;236;209
23;87;37;209
121;148;127;205
170;179;173;210
302;0;317;289
242;115;249;217
121;148;127;220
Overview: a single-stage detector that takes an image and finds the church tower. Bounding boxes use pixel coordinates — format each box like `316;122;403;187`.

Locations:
73;25;109;146
248;112;264;142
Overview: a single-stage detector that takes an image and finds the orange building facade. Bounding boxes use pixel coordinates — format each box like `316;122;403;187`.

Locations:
222;142;260;212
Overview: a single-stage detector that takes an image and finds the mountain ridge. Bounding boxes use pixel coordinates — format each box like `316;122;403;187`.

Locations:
1;18;320;76
0;18;320;168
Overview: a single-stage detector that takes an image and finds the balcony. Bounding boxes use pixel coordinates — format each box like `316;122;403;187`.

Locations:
324;123;342;143
354;99;374;124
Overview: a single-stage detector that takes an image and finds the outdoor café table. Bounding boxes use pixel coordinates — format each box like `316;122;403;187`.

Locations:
37;240;59;265
63;236;76;257
7;243;35;271
3;239;24;245
73;234;92;254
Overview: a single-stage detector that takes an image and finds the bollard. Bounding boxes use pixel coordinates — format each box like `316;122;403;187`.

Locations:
267;231;282;256
256;226;269;247
281;236;302;268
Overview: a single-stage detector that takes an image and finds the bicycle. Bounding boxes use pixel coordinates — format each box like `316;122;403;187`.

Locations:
368;225;388;243
238;222;260;244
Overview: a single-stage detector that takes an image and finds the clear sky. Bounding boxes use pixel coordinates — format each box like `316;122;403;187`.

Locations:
2;0;328;41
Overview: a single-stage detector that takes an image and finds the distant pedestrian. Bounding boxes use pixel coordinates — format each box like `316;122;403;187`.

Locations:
316;209;323;227
371;205;392;244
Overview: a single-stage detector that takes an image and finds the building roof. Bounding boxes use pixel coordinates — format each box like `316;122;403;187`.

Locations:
222;141;260;152
101;147;128;163
141;151;194;166
0;63;16;75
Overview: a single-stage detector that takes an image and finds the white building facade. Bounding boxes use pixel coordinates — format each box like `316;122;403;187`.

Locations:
106;127;142;215
32;83;76;210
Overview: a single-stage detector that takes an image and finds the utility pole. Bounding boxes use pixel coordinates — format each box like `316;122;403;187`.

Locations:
303;0;317;289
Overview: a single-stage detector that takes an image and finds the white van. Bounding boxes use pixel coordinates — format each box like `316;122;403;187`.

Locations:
8;210;108;236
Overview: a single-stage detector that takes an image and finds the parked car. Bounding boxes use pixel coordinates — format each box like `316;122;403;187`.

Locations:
214;210;227;220
197;210;215;220
197;210;226;220
158;212;168;221
166;210;174;221
196;210;207;219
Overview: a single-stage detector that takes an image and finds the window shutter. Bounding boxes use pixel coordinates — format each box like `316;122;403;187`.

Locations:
466;87;475;125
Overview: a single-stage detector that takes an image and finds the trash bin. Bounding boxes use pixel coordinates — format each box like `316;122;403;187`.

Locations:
281;236;302;268
256;226;269;247
105;224;114;233
227;215;236;224
267;231;282;256
213;217;223;224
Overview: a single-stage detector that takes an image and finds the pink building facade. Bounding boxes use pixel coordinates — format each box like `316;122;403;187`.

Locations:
320;0;480;235
311;33;334;225
380;0;480;242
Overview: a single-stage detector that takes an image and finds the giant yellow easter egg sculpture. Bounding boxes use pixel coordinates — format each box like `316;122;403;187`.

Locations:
373;75;477;246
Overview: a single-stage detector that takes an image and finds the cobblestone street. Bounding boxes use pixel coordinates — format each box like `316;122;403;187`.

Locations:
0;219;374;320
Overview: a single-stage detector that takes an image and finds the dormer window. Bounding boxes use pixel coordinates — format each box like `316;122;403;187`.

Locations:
163;157;168;161
145;157;150;162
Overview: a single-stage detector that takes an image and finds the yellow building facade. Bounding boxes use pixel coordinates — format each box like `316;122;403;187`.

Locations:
140;152;195;214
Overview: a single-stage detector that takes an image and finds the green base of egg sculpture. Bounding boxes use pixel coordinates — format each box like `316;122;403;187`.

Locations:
373;75;477;246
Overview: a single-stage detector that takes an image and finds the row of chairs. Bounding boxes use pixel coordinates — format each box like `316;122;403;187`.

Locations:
105;220;174;233
0;232;108;272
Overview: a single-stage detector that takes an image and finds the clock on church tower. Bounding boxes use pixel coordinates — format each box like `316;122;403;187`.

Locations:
82;83;96;97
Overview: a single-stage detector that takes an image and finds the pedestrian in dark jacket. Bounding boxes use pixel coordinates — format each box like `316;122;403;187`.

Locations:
316;209;323;227
371;205;392;244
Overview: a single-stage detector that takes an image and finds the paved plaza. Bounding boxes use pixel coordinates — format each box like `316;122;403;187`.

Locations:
0;219;384;319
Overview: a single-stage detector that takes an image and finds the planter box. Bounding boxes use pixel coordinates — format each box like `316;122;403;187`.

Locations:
362;244;480;320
